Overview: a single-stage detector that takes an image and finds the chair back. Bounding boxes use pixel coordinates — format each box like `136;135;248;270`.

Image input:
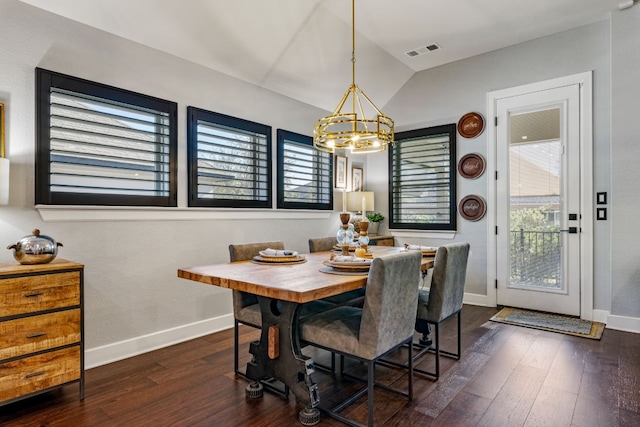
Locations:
308;236;336;253
228;241;285;262
426;242;470;322
229;241;285;311
359;250;422;359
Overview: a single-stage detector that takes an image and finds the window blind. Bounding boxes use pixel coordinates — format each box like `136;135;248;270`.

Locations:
35;68;178;207
390;124;457;230
49;88;171;197
277;129;332;210
187;107;272;208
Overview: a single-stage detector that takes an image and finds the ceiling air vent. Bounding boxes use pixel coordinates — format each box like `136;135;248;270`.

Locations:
405;43;441;58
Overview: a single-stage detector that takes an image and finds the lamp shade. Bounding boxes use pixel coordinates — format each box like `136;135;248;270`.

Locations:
347;191;374;213
0;157;9;205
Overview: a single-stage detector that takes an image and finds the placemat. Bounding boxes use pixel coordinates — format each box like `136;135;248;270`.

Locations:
318;266;368;276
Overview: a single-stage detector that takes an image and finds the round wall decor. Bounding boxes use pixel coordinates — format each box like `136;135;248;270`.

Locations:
457;112;485;139
459;195;487;221
458;153;486;179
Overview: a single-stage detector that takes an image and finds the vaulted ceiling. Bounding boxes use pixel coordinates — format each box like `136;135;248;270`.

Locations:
20;0;616;113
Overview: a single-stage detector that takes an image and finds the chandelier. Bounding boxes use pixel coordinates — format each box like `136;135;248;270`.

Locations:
313;0;394;154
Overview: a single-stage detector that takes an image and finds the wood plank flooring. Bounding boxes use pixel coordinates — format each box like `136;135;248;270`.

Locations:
1;305;639;426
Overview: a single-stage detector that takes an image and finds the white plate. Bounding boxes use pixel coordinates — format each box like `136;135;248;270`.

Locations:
259;250;298;258
329;259;372;267
405;245;437;251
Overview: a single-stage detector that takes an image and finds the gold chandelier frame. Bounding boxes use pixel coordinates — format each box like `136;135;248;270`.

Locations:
313;0;394;154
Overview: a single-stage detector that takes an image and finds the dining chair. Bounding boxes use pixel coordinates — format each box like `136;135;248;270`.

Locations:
299;250;423;427
229;241;336;391
413;242;470;379
308;236;365;307
308;236;336;253
229;241;284;386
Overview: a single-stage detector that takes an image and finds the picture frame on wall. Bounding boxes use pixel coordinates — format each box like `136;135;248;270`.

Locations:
352;167;363;191
335;155;347;188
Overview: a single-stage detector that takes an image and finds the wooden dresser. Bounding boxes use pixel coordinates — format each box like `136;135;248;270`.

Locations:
368;235;394;246
0;259;84;406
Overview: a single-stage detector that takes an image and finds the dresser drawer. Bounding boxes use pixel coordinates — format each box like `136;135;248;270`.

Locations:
0;309;81;360
0;346;81;402
0;272;80;318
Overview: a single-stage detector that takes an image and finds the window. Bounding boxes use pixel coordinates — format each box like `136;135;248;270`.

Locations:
389;123;457;231
187;107;271;208
35;68;177;207
277;129;332;210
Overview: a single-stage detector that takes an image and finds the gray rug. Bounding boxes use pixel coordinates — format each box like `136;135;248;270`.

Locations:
490;307;605;339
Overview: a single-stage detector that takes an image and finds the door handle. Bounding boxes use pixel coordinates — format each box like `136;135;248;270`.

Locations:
560;227;578;234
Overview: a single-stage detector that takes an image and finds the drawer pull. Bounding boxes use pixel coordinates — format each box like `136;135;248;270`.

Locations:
25;371;46;379
27;332;47;338
25;291;44;297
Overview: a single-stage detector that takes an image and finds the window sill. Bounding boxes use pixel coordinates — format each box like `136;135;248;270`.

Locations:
389;229;457;240
36;205;333;222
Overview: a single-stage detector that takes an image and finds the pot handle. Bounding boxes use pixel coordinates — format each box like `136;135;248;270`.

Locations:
7;244;16;250
57;242;64;247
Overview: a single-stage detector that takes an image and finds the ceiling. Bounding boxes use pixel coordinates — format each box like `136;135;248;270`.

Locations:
19;0;617;113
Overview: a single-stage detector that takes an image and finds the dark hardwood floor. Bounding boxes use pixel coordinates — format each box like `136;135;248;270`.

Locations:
2;305;639;426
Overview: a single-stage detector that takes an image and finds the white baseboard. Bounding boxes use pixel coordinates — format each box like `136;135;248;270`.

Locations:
85;304;639;370
463;292;491;307
593;309;640;334
87;295;489;369
85;314;234;369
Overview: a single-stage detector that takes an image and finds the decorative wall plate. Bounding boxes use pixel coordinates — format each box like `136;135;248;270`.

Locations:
458;153;486;179
457;112;485;139
459;195;487;221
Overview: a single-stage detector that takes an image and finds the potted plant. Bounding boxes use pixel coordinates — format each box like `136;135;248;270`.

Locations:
366;212;384;235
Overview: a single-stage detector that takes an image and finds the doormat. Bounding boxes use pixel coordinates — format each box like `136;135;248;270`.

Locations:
490;307;605;339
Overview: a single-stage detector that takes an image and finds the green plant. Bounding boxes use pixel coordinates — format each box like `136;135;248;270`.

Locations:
366;212;384;223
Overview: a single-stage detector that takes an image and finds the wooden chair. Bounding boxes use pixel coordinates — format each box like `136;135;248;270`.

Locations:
413;242;470;379
299;250;423;427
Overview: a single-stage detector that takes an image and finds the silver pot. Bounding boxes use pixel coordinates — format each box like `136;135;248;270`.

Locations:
7;229;63;265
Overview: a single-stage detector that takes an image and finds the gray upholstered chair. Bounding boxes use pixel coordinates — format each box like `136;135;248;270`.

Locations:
308;236;336;253
308;236;365;307
413;242;470;379
300;250;423;427
229;242;336;385
229;241;284;379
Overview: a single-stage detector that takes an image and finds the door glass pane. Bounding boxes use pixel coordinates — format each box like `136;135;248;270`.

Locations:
509;108;562;290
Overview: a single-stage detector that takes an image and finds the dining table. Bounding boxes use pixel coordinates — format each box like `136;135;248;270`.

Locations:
177;246;434;425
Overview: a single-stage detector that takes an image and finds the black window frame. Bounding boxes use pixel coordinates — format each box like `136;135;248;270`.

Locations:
276;129;333;210
187;106;272;208
389;123;457;231
35;68;178;207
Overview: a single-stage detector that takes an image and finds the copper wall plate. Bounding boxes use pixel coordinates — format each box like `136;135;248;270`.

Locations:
457;112;485;139
459;195;487;221
458;153;486;179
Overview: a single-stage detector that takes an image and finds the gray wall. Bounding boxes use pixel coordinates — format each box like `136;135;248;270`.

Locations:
377;19;612;309
611;5;640;318
0;0;342;365
0;0;637;367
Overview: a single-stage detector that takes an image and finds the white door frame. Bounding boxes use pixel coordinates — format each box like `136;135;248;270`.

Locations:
486;72;594;320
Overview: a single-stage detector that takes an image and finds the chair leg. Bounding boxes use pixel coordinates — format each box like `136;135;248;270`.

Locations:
368;360;374;427
234;319;240;375
408;334;413;401
434;322;440;379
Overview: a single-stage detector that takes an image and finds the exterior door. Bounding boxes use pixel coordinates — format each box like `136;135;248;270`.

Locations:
495;84;581;316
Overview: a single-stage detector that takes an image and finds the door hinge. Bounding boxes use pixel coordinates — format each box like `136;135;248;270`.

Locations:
494;116;498;126
495;226;498;235
495;170;498;180
495;279;498;289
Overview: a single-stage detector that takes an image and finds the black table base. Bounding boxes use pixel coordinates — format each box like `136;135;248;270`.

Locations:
246;297;321;425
